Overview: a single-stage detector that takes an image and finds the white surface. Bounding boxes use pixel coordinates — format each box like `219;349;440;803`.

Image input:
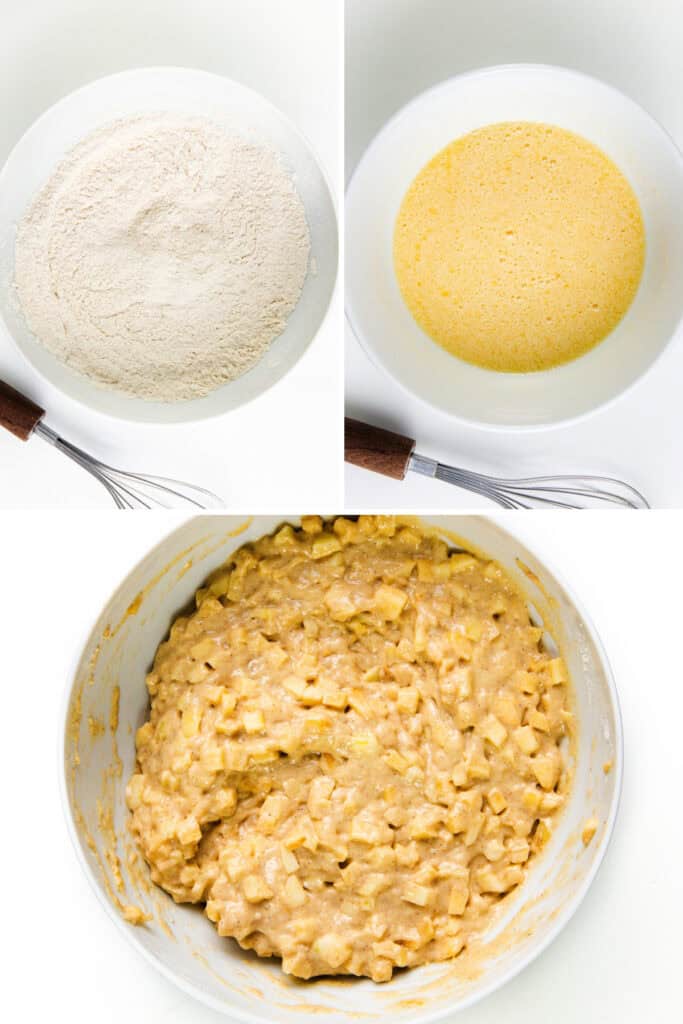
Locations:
0;0;342;507
345;0;683;506
61;515;620;1024
2;511;681;1022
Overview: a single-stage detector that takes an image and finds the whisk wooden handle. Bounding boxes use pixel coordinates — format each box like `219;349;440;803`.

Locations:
0;379;45;441
344;417;416;480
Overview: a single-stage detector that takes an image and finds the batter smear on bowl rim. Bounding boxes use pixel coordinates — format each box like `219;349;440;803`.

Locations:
394;122;645;372
127;516;573;981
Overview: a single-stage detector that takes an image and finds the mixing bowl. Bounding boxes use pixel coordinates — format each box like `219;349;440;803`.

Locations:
60;515;622;1021
346;64;683;428
0;67;338;424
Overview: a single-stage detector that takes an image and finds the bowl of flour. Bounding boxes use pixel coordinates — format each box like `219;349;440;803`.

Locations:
0;67;338;422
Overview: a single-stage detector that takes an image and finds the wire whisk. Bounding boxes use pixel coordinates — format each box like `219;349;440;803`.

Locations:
418;457;649;509
1;378;223;509
345;417;650;510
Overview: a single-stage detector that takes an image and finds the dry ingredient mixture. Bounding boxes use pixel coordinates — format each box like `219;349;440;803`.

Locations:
127;516;573;982
14;114;310;401
394;121;645;373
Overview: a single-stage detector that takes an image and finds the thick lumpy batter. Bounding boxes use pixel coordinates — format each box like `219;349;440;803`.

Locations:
127;517;573;982
394;122;645;372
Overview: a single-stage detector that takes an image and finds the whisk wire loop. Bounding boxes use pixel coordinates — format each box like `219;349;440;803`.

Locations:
408;453;649;510
34;422;223;509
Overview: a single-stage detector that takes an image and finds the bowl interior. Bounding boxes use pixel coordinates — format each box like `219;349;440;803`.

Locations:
0;67;338;424
346;64;683;427
62;515;620;1023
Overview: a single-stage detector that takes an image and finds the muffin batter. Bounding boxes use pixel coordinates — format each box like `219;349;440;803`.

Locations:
394;122;645;372
127;516;573;982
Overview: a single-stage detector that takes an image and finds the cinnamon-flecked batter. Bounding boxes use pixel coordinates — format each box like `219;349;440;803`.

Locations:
127;517;572;982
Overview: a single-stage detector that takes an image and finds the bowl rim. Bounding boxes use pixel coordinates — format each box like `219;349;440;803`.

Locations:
0;65;340;427
345;61;683;433
58;513;624;1022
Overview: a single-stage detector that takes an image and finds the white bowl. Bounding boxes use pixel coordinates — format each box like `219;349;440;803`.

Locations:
346;64;683;429
0;67;338;424
61;515;622;1022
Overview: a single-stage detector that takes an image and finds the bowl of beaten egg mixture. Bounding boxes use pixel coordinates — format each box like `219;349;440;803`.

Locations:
61;515;621;1022
346;65;683;427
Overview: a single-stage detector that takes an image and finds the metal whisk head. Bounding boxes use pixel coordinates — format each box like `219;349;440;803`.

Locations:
414;456;650;509
35;423;223;509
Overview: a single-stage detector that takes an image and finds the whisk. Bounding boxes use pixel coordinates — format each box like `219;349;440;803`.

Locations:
0;379;223;509
345;418;650;509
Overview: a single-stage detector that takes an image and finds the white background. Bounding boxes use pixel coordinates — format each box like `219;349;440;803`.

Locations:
345;0;683;509
0;0;342;509
2;511;681;1022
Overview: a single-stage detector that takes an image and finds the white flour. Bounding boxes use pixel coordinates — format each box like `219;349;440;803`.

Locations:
14;113;311;401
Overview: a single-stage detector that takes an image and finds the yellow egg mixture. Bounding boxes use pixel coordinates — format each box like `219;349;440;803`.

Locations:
393;122;645;373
